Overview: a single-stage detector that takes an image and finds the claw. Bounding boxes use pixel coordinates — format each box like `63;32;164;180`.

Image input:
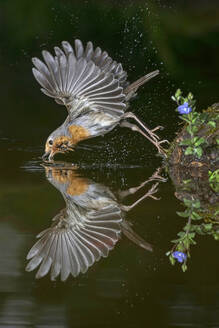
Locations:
154;139;169;157
159;139;170;145
151;125;164;132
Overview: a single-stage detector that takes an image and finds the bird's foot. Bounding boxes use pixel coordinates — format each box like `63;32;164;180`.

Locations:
154;139;169;157
151;125;164;132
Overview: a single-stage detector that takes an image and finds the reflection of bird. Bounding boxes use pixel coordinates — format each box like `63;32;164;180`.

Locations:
32;39;167;161
26;165;165;281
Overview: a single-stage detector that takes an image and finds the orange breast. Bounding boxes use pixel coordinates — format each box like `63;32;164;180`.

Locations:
49;168;89;196
68;125;90;145
67;179;88;196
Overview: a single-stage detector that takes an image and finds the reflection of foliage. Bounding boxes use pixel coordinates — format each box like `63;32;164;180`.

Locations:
167;195;219;272
208;169;219;193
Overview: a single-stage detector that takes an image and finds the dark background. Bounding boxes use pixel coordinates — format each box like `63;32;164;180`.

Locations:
0;1;218;327
1;0;219;153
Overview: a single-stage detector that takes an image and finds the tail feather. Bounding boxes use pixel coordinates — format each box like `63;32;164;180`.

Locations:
121;221;153;252
124;70;159;101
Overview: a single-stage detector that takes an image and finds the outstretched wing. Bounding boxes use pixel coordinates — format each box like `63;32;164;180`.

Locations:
26;206;122;281
32;39;128;115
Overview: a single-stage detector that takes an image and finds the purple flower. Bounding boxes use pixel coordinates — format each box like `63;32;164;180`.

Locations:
177;102;192;115
172;251;187;263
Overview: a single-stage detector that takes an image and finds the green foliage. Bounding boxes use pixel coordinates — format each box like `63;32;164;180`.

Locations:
167;195;219;272
208;121;216;128
171;89;196;109
171;89;207;159
208;169;219;193
171;89;219;160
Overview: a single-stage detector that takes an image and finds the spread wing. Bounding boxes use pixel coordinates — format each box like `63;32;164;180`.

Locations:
25;206;122;281
32;39;128;115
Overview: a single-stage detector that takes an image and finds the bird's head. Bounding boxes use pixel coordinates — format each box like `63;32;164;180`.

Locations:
42;124;90;161
42;131;73;161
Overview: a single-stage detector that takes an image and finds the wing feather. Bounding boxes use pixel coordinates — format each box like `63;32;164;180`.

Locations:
75;39;84;58
32;39;127;115
61;41;74;56
84;41;93;60
26;207;121;281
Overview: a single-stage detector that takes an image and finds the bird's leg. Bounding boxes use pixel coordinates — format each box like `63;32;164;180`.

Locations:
120;182;160;212
118;167;166;199
118;181;152;199
120;120;168;156
122;112;164;142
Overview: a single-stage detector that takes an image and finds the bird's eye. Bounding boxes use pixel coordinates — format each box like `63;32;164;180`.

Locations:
48;139;53;145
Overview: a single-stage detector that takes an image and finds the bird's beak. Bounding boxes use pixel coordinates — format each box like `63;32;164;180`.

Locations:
42;151;49;161
42;150;54;162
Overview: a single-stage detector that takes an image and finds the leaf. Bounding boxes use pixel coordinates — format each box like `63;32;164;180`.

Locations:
177;231;186;238
192;136;199;142
171;239;180;243
208;121;216;128
195;147;203;159
177;244;184;252
191;211;202;220
195;226;205;235
182;262;187;272
214;210;219;217
183;224;191;232
213;233;219;240
192;118;197;124
169;255;175;265
209;169;219;182
186;125;193;135
191;113;198;123
193;200;201;209
189;239;196;245
175;89;182;99
185;147;194;155
183;237;190;249
191;126;198;134
180;139;192;146
183;198;192;207
187;92;194;100
183;179;192;184
180;116;190;123
204;223;213;231
195;137;205;146
189;225;197;232
177;211;190;218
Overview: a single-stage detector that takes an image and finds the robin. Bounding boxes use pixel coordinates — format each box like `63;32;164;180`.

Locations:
26;164;165;281
32;39;168;161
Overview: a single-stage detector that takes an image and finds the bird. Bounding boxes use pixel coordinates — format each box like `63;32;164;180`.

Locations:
32;39;167;161
25;164;165;281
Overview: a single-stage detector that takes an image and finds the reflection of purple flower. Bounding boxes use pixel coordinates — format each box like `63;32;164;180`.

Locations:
177;102;192;114
172;251;187;263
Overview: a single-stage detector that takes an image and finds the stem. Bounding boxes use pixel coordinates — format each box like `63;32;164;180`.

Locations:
185;216;192;234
